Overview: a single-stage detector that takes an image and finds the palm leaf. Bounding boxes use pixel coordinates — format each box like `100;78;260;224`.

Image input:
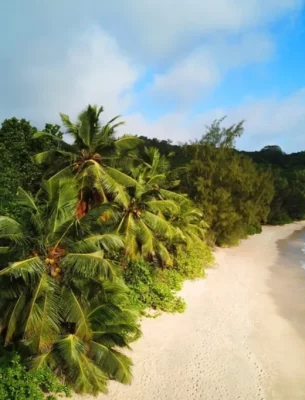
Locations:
137;218;154;255
0;216;24;243
0;256;45;280
4;292;27;344
27;277;61;352
60;113;79;138
146;199;179;214
114;135;142;152
72;234;124;253
16;187;39;211
156;242;173;266
90;341;133;384
32;131;63;141
33;150;75;165
62;288;92;341
159;188;189;203
142;211;173;238
105;166;139;187
30;351;53;370
62;251;118;280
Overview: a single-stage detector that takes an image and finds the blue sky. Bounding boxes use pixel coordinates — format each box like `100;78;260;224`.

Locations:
1;0;305;152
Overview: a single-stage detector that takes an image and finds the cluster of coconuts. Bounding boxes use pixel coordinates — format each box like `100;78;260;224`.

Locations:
133;209;142;218
45;258;62;279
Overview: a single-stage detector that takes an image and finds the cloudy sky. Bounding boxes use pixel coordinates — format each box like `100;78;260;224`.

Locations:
1;1;305;152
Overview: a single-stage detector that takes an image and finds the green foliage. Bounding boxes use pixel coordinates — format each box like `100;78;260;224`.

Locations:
0;350;71;400
176;244;214;280
0;180;140;395
244;149;305;224
181;140;274;246
124;244;214;314
200;117;244;148
5;105;305;398
0;118;62;218
124;260;186;314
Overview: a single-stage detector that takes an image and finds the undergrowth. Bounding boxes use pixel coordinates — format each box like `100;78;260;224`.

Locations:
124;243;214;315
0;349;71;400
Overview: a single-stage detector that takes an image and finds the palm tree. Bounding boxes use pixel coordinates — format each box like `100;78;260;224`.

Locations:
116;147;208;264
159;190;208;248
105;148;182;266
0;179;140;394
33;105;141;216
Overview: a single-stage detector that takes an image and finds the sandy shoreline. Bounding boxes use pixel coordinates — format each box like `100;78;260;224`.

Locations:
75;222;305;400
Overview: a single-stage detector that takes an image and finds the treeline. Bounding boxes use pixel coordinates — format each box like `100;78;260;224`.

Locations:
140;122;305;244
0;108;304;397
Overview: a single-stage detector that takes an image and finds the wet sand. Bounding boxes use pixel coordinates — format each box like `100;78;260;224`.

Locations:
74;222;305;400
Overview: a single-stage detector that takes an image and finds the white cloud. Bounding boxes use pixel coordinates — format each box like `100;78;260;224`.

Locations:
147;33;274;104
0;0;304;153
8;0;301;63
20;27;141;125
95;0;302;61
148;51;219;104
124;88;305;152
124;112;190;143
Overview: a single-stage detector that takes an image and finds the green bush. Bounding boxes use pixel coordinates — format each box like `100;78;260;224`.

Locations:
245;225;262;236
124;245;214;315
176;243;214;279
124;260;186;314
0;350;71;400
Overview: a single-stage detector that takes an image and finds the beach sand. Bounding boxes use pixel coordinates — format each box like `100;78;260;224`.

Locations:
75;222;305;400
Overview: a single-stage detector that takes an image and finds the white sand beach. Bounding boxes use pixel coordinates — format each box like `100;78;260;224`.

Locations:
76;222;305;400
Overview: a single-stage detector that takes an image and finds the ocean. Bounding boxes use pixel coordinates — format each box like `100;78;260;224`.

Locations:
270;227;305;340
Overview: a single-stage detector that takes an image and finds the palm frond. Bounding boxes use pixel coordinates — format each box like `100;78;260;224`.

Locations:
16;187;38;211
142;211;174;238
156;242;173;266
72;234;124;253
114;135;142;152
159;188;189;203
62;251;118;280
0;216;24;243
4;292;27;344
32;131;63;142
105;167;139;188
60;113;79;138
89;341;133;384
146;199;179;214
26;277;61;352
137;219;154;255
33;150;75;165
0;256;45;280
62;288;91;341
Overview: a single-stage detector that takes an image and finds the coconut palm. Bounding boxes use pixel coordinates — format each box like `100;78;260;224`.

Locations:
165;193;208;248
33;105;141;215
0;179;140;394
116;148;208;264
101;148;181;266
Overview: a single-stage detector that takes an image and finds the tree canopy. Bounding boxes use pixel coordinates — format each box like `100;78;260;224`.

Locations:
1;105;304;396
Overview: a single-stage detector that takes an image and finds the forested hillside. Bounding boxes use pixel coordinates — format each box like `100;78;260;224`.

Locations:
0;107;304;397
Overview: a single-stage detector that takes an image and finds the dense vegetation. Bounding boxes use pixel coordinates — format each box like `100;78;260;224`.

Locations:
0;106;304;396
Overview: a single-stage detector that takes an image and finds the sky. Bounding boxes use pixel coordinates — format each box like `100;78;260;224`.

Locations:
1;1;305;152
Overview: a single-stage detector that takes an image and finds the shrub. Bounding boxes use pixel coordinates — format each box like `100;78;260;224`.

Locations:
124;245;214;315
124;260;186;314
246;225;262;236
0;350;71;400
176;243;214;279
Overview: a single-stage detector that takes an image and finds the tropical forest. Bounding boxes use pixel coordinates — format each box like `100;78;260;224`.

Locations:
1;106;305;398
